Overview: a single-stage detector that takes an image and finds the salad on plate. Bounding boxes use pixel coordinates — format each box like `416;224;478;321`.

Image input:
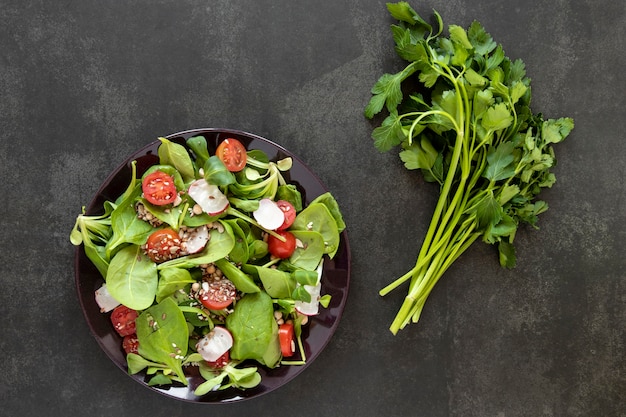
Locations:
70;134;346;396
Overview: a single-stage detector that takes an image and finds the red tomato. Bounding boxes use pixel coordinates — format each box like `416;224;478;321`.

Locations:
145;228;182;263
111;305;138;337
216;138;247;172
278;322;295;357
268;230;296;259
198;279;237;310
142;170;177;206
276;200;296;230
206;351;230;369
122;334;139;354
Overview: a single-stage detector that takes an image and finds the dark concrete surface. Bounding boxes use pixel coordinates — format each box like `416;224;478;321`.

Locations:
1;0;624;416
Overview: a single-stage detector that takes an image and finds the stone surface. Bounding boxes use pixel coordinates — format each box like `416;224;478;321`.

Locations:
1;0;624;416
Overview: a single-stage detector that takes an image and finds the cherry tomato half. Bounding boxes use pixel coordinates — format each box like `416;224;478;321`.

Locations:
278;322;295;357
142;170;177;206
268;230;296;259
122;334;139;354
276;200;296;231
198;279;237;310
145;228;183;263
206;351;230;369
216;138;247;172
111;305;138;337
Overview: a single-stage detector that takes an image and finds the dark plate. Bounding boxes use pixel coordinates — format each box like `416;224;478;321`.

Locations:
74;128;351;403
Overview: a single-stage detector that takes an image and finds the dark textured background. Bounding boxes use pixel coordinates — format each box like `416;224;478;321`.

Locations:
1;0;624;416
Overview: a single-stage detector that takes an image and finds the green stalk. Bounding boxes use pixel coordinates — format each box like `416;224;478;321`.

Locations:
389;220;480;334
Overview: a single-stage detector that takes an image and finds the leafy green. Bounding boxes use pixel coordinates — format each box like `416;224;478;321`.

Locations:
135;298;189;384
225;291;281;368
214;258;260;293
155;267;195;303
194;361;261;395
366;2;574;334
203;156;236;186
70;201;114;277
291;203;341;258
106;244;158;310
158;137;195;182
186;136;210;169
288;230;326;271
157;223;235;270
242;263;294;298
310;192;346;233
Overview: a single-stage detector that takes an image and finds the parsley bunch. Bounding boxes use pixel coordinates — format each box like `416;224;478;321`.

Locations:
365;2;574;334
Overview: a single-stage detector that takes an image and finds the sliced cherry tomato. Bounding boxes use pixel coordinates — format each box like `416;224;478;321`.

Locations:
110;305;138;337
206;350;230;369
145;228;183;263
198;279;237;310
216;138;247;172
142;170;177;206
268;230;296;259
122;334;139;354
276;200;296;230
278;322;295;357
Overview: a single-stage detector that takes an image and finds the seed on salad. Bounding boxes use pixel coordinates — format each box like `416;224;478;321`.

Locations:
192;204;203;215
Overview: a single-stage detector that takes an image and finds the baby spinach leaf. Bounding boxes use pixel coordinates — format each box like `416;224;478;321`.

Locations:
242;264;294;298
143;164;186;191
228;197;260;213
203;156;235;186
186;135;210;168
292;269;319;286
156;267;195;303
248;239;268;261
158;137;195;182
276;184;303;212
147;373;176;386
214;258;260;293
288;230;325;271
226;292;280;368
309;192;346;233
291;203;340;258
135;298;188;384
138;197;185;229
126;352;169;375
106;245;158;310
106;162;153;257
106;191;154;257
221;218;249;264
